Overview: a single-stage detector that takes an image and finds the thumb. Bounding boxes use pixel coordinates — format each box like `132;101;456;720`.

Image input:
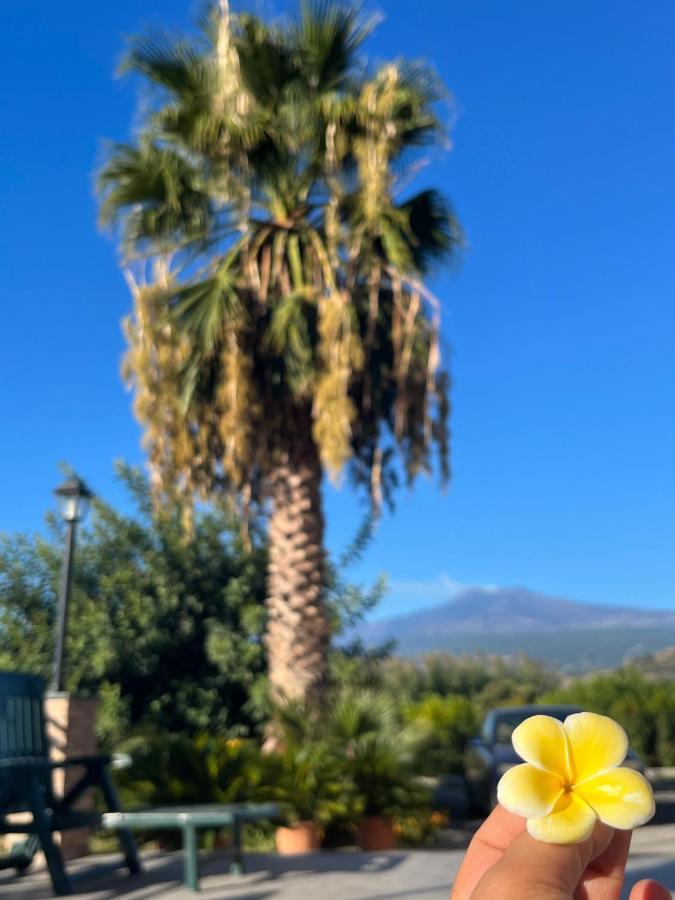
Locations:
629;880;671;900
471;821;615;899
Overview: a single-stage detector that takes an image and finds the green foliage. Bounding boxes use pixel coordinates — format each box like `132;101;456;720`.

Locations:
543;668;675;767
259;743;353;826
273;688;429;820
117;687;431;832
326;513;388;637
0;463;268;747
98;0;461;517
405;694;479;775
115;733;264;808
331;648;675;772
379;654;559;709
394;809;448;846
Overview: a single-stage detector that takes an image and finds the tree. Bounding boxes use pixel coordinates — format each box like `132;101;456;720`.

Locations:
98;0;461;702
0;464;268;746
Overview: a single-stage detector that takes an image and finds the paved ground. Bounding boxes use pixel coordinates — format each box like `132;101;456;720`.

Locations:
5;799;675;900
3;823;675;900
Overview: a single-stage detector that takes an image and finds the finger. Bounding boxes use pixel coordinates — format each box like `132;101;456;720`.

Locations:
586;829;632;878
451;806;526;900
471;819;615;900
629;880;672;900
574;829;633;900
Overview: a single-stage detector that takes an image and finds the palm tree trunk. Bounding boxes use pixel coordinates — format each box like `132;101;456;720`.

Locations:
265;426;329;703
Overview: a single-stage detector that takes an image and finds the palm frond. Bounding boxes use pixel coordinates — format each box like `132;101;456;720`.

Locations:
295;1;377;91
97;141;211;252
120;33;208;101
100;0;458;515
266;290;318;396
328;689;399;744
399;189;463;273
234;15;296;107
172;262;244;358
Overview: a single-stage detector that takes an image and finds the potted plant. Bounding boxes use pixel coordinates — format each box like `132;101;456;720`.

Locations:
350;733;430;850
261;742;350;854
328;691;429;851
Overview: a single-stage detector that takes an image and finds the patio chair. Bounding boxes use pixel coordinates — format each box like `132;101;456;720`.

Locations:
0;671;141;896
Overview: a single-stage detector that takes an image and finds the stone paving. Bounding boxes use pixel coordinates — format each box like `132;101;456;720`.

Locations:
2;820;675;898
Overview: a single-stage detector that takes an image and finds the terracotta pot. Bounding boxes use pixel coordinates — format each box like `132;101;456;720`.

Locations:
275;821;321;854
213;830;231;849
357;815;396;851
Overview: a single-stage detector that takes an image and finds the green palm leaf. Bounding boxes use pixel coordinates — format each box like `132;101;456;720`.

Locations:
120;33;207;100
400;189;463;273
98;141;211;251
295;1;376;91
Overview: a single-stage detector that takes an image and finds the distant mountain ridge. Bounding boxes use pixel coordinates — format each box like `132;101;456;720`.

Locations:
356;587;675;671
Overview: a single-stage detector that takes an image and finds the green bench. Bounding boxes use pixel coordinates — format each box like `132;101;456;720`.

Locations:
102;803;279;892
0;672;140;896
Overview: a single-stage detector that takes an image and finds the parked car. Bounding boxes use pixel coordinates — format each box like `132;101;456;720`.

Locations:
464;704;645;815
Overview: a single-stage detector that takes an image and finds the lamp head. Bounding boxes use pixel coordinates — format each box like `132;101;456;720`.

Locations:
54;475;93;524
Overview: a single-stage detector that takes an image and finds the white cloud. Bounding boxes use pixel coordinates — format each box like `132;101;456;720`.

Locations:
366;572;501;621
388;572;464;599
387;572;498;600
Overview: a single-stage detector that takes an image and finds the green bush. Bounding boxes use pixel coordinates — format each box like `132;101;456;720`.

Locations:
394;809;449;845
258;742;353;826
0;464;268;746
405;694;478;775
314;689;427;819
269;688;429;823
649;688;675;766
379;654;559;710
542;669;665;765
115;732;265;808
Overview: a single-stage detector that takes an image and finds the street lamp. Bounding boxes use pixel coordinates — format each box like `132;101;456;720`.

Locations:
51;475;93;692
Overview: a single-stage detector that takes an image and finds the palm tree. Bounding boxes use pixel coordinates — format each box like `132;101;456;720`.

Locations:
98;0;461;704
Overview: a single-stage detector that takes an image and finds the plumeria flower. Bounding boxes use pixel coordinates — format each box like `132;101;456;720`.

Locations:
497;711;655;844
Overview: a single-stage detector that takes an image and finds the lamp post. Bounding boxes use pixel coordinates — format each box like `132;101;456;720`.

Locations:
51;475;93;692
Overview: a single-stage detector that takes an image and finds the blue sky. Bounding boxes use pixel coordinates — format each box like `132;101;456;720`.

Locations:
2;0;675;619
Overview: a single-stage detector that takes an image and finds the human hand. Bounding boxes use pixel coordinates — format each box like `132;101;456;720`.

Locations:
452;804;670;900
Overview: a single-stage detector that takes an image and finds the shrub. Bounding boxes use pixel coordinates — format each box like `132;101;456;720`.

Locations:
114;732;264;808
0;464;268;747
324;690;429;819
378;654;559;709
259;743;354;826
394;809;449;845
543;669;660;764
271;688;430;823
405;694;478;775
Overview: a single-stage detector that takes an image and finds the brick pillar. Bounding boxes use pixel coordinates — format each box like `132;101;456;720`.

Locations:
44;692;99;861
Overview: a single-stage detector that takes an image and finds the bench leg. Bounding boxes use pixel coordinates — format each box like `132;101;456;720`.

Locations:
183;824;200;891
229;818;245;875
0;835;39;874
98;767;142;875
24;776;72;897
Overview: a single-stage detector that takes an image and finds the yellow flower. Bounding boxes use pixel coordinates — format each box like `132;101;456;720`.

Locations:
497;712;655;844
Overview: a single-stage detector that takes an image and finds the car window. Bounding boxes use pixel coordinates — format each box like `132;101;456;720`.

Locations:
494;715;523;744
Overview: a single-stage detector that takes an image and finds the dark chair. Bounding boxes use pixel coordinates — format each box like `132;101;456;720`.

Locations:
0;671;141;896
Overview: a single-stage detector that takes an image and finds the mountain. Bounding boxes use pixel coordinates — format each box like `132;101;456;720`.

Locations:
356;587;675;672
633;646;675;679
